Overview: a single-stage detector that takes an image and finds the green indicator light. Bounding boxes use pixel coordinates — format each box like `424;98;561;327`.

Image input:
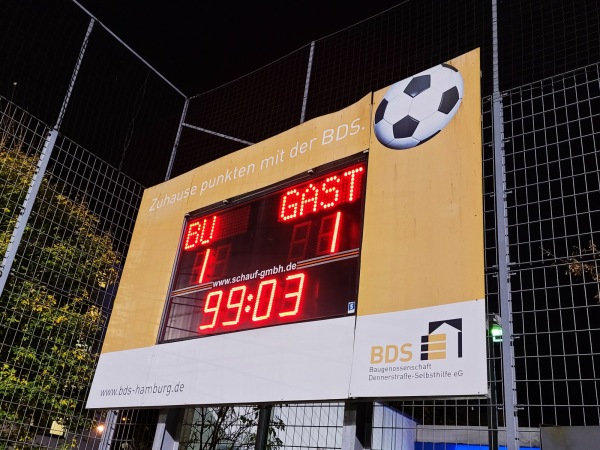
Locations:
490;323;503;342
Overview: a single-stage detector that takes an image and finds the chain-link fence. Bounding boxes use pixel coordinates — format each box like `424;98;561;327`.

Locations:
1;0;600;448
0;0;182;448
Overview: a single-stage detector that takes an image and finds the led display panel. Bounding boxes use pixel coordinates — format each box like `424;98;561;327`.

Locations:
160;158;367;341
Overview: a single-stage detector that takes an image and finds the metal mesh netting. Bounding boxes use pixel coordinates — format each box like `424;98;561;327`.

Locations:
0;0;185;188
1;0;600;448
0;1;168;446
0;99;145;447
177;0;491;178
504;63;600;428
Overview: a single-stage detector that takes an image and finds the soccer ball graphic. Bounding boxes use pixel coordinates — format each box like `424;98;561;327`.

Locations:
374;63;464;150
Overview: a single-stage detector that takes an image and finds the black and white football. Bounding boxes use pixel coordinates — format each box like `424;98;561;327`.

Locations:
374;63;464;150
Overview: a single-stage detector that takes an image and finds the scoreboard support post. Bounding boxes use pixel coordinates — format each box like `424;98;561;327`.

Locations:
342;401;373;450
254;405;272;450
151;409;182;450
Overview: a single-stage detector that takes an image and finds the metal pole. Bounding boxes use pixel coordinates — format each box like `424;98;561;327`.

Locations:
341;401;371;449
487;321;499;450
72;0;185;98
491;0;519;448
152;409;182;450
0;18;95;297
300;41;315;124
254;405;272;450
341;401;359;450
165;98;189;181
98;410;118;450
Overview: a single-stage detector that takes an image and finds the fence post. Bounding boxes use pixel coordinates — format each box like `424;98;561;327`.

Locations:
491;0;519;449
152;409;183;450
98;410;119;450
341;401;372;449
165;98;189;181
255;405;272;450
300;41;316;124
0;17;95;297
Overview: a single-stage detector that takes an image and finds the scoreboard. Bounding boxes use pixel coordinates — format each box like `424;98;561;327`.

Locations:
162;159;367;340
86;49;486;410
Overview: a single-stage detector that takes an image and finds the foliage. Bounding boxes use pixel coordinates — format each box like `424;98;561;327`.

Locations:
543;240;600;301
179;406;285;450
0;133;121;445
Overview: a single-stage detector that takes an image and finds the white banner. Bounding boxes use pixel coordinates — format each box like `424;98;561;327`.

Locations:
87;317;356;408
349;299;487;398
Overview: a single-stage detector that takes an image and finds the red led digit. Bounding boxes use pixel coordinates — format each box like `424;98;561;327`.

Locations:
320;176;340;209
316;212;342;254
329;212;341;253
329;211;342;253
211;244;230;279
252;279;277;321
279;273;305;317
288;221;311;260
199;290;223;330
184;215;217;250
196;248;211;284
299;184;318;216
222;286;247;326
342;167;364;202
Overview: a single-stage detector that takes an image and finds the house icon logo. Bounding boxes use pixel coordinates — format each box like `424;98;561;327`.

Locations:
420;318;463;361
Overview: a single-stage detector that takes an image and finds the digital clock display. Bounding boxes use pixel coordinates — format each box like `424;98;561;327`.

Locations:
159;158;367;341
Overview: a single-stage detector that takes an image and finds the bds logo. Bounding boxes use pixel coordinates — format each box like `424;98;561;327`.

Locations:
370;318;463;364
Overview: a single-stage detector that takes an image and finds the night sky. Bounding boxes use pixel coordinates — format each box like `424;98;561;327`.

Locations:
75;0;403;95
